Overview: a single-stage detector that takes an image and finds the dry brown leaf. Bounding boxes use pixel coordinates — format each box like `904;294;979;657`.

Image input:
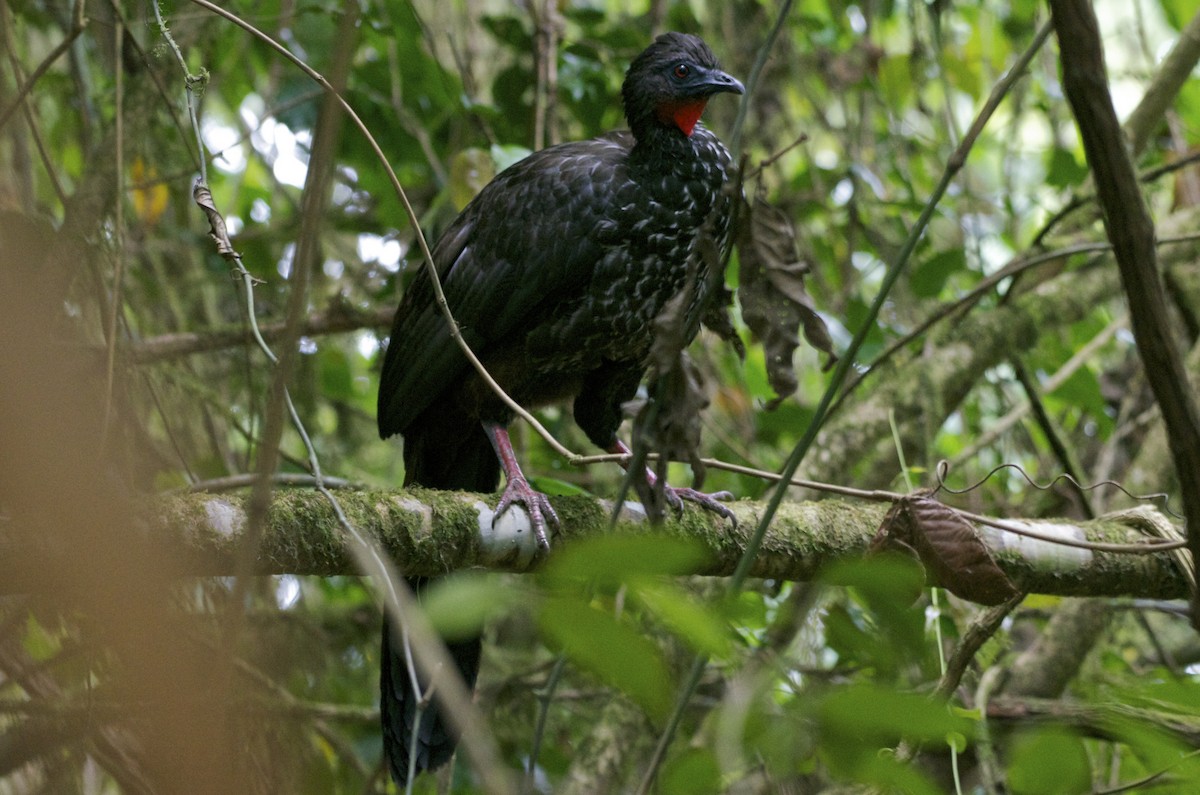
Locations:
735;194;835;409
870;491;1020;605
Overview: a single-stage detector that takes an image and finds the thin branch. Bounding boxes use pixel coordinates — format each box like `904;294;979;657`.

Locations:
1050;0;1200;623
181;5;519;790
934;595;1025;701
952;314;1124;464
1011;359;1096;518
0;3;87;132
639;24;1055;786
0;0;71;206
102;13;126;445
185;0;578;465
702;456;1184;554
182;472;357;493
1124;7;1200;157
987;695;1200;746
129;305;394;363
728;0;793;159
1093;750;1200;795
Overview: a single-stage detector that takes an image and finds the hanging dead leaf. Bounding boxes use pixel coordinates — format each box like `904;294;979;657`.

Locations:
736;194;836;409
192;180;236;259
870;491;1019;605
700;279;746;360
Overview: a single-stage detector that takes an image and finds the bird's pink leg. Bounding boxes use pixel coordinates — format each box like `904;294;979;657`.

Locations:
607;439;735;523
485;422;558;548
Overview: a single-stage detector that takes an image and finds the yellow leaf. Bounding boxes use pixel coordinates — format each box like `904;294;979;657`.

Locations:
130;156;168;226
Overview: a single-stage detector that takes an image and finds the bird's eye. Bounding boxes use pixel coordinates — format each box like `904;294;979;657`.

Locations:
672;63;690;79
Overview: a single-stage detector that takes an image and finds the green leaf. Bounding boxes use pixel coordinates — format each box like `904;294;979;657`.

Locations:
480;14;530;49
1160;0;1197;29
842;296;888;361
742;344;776;403
910;248;965;298
819;555;926;611
823;603;884;671
1046;366;1107;422
830;751;941;795
417;574;521;642
950;706;982;721
539;534;711;588
633;579;734;659
538;594;673;721
660;748;721;795
879;55;913;105
318;348;353;401
1045;147;1089;189
1006;727;1090;794
817;683;974;747
490;143;533;173
448;148;495;211
23;615;58;662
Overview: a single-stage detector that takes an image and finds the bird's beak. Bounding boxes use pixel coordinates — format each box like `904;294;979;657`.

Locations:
693;67;745;97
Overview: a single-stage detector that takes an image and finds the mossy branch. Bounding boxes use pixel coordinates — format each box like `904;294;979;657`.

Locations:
6;489;1183;599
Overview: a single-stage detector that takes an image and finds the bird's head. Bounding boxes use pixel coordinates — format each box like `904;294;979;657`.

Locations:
622;32;744;139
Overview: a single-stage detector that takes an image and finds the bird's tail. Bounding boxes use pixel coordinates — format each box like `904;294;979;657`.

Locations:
382;413;498;781
381;589;484;779
400;412;500;492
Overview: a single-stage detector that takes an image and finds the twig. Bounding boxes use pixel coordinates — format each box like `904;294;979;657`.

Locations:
153;0;208;186
1011;360;1096;518
1124;8;1200;158
727;0;793;159
973;666;1005;795
129;306;395;363
180;4;518;790
101;16;127;447
638;24;1054;789
831;229;1200;422
703;456;1185;554
1093;750;1200;794
182;472;356;493
0;2;86;132
185;0;578;465
0;3;68;205
934;595;1024;701
952;314;1124;464
526;655;568;792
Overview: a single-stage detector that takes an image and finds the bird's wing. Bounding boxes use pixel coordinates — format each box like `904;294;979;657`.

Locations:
377;135;633;438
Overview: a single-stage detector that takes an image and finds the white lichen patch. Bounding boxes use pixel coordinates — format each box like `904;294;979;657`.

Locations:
476;500;539;569
598;499;647;523
392;497;432;536
982;520;1093;571
204;498;246;539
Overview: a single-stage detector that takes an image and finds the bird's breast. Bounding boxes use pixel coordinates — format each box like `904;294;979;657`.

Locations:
524;152;734;371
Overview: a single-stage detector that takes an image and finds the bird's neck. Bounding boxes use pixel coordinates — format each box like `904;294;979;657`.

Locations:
629;122;712;169
654;99;709;137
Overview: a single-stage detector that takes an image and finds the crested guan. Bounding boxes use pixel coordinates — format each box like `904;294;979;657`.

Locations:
376;32;743;781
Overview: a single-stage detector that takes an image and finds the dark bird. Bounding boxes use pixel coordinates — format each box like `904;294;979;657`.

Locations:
376;32;743;781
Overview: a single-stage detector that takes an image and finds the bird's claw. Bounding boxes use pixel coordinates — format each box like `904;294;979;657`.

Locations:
495;477;560;549
661;486;737;526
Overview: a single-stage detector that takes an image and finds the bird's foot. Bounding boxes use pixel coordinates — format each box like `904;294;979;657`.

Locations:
495;476;559;549
660;485;737;526
607;440;737;527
